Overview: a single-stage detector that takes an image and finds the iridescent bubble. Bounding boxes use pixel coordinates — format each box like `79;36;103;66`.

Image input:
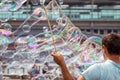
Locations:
8;0;27;11
46;0;60;16
20;51;33;58
0;18;9;22
58;0;64;5
0;0;105;77
80;36;103;66
32;7;46;20
52;1;60;15
1;50;14;59
34;75;46;80
87;36;102;46
1;51;14;74
43;26;50;38
21;59;35;71
64;27;82;52
0;0;13;11
0;23;12;31
26;35;38;48
36;35;65;52
8;61;21;69
65;55;82;76
31;0;39;5
14;37;28;51
67;27;81;41
35;51;49;63
6;50;34;72
43;54;58;75
0;35;8;53
59;48;73;56
52;25;64;36
22;24;31;33
39;0;46;5
56;16;67;27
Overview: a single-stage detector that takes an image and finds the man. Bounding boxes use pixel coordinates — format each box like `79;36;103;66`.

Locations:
51;33;120;80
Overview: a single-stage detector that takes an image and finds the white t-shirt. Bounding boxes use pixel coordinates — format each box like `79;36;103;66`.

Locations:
82;60;120;80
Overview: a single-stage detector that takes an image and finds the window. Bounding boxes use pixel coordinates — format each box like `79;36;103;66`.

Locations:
86;29;90;32
113;30;118;33
107;30;112;33
100;30;104;34
94;29;98;34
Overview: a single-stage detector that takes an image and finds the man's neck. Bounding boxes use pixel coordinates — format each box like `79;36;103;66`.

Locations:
108;55;120;64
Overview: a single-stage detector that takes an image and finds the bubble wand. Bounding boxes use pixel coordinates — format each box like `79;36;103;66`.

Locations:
42;0;57;52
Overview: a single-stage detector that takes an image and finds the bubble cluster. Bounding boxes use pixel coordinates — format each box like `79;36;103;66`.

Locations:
0;0;104;79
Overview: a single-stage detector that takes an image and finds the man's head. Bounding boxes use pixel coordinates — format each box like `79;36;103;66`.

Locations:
102;33;120;55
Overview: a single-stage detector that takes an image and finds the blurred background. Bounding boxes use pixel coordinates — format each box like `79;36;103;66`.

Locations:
0;0;120;37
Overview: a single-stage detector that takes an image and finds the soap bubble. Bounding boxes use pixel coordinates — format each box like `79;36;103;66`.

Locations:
0;35;8;53
31;0;39;5
40;0;46;5
14;37;28;51
22;24;31;33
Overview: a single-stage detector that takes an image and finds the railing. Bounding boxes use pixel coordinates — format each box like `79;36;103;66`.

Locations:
0;9;120;20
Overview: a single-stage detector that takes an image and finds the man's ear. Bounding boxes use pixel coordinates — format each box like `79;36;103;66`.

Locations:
102;45;108;60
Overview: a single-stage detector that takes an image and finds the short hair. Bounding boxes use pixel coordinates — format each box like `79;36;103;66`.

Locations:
102;33;120;55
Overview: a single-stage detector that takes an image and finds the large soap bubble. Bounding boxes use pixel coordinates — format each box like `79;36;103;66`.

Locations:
6;50;35;75
0;0;104;79
80;36;104;66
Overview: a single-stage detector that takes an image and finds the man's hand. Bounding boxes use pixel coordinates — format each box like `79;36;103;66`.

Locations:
51;52;66;67
51;52;75;80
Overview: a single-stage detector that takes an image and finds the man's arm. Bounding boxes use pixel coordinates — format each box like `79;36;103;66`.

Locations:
51;52;75;80
60;61;75;80
61;64;86;80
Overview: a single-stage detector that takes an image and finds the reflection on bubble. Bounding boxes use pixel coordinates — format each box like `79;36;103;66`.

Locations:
40;0;46;5
0;23;12;31
35;51;49;63
0;35;8;53
80;36;103;66
9;61;21;69
42;54;58;75
1;50;14;59
67;27;81;41
31;0;39;5
26;35;38;48
52;0;60;15
0;18;9;22
59;48;73;56
43;26;50;38
14;37;28;51
0;0;13;11
8;0;27;11
0;0;104;78
32;7;46;20
6;50;35;73
21;59;35;71
56;16;67;27
0;0;27;11
0;55;13;66
34;75;46;80
22;24;31;33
